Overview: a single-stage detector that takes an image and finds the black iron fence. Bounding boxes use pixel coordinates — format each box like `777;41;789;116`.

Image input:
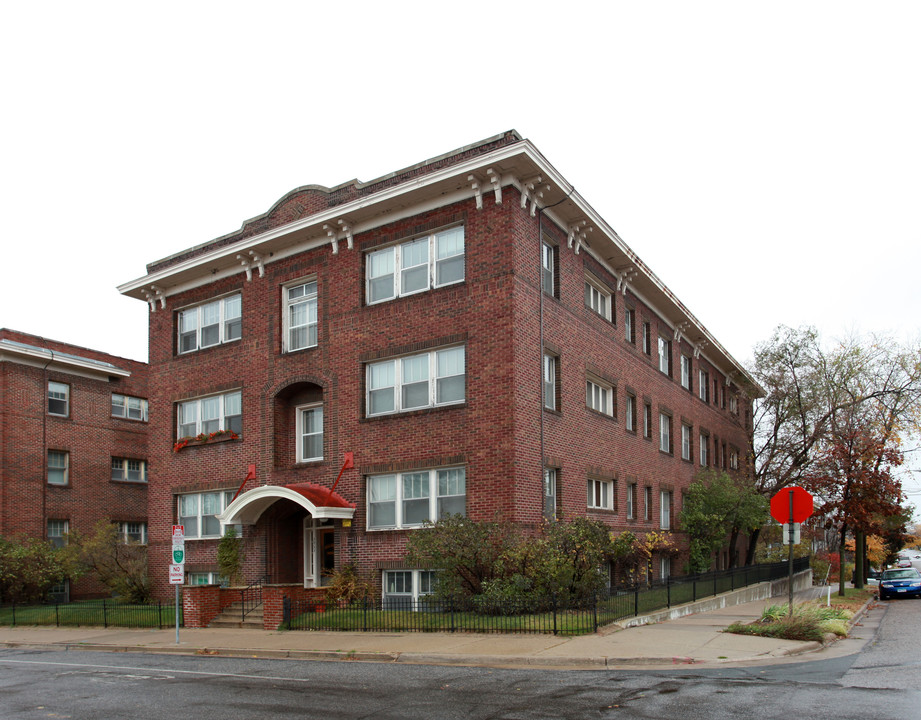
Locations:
0;600;182;629
283;557;810;636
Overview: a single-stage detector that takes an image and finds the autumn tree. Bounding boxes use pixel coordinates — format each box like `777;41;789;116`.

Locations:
805;426;905;595
66;521;150;603
746;327;921;565
0;536;72;604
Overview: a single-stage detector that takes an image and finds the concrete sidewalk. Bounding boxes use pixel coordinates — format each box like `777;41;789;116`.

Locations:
0;586;876;670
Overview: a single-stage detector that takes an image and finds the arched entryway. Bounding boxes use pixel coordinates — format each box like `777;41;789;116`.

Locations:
219;483;355;587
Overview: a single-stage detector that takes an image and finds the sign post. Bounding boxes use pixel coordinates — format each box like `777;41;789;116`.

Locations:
770;487;814;615
170;525;185;644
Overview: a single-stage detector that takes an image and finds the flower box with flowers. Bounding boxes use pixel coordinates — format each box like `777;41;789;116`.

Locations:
174;429;240;452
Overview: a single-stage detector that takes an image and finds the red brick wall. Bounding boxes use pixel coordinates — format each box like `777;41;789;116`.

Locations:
0;330;149;599
143;183;753;599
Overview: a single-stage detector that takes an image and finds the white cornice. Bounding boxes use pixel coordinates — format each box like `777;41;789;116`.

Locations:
117;138;760;394
0;341;131;380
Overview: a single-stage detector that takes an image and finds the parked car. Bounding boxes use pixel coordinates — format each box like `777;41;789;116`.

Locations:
879;568;921;600
897;557;912;568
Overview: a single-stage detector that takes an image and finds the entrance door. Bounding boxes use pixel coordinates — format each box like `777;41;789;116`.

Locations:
303;519;336;588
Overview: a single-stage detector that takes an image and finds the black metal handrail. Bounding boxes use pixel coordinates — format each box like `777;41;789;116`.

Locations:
241;576;267;622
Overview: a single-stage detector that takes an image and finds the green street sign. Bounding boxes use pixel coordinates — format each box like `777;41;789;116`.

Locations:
172;549;184;564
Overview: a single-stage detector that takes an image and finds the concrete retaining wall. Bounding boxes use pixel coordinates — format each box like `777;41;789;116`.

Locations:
618;569;812;629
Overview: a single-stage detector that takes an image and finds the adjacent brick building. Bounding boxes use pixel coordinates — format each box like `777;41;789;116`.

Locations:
119;131;760;604
0;329;148;600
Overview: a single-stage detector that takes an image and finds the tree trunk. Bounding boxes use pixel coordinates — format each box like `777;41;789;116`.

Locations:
854;532;865;589
744;527;761;566
838;525;847;597
728;529;739;568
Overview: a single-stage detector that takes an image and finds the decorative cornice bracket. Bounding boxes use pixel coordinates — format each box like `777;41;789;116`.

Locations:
694;340;709;359
486;168;502;204
467;174;484;210
236;251;265;281
616;266;637;295
143;285;166;312
673;322;690;343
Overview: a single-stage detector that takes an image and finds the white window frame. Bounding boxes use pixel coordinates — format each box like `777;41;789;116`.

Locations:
177;390;242;439
660;490;672;530
48;381;69;416
118;521;148;544
659;413;671;453
681;423;692;461
541;240;556;297
660;555;671;580
187;571;227;586
624;307;635;343
680;355;691;390
543;353;557;411
296;403;323;462
699;433;709;467
47;519;68;548
642;322;651;354
366;226;465;304
644;486;653;522
729;394;739;414
111;393;148;421
587;477;614;510
729;447;740;471
699;370;709;402
658;336;671;375
366;346;465;417
111;457;147;483
177;293;242;354
584;277;611;320
382;569;436;609
367;467;466;530
543;468;558;521
643;402;652;439
626;482;637;520
48;450;68;485
625;393;636;432
178;490;239;540
586;377;613;416
283;279;318;352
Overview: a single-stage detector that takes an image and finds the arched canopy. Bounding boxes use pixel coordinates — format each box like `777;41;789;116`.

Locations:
219;483;356;525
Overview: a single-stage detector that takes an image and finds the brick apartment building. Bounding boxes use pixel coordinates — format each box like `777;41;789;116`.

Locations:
119;131;759;606
0;329;149;600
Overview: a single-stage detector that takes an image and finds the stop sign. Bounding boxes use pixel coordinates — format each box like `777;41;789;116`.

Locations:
770;486;814;524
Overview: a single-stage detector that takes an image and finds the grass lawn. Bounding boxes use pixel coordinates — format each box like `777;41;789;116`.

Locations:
0;600;181;628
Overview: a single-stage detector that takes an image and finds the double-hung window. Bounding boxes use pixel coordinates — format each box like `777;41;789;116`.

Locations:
367;346;465;416
699;433;709;466
681;424;692;461
367;467;466;529
626;482;637;520
112;394;148;421
659;412;672;453
644;486;653;522
48;381;69;416
177;391;242;438
642;323;651;354
284;280;318;352
47;519;68;548
178;490;239;539
680;355;691;390
584;278;612;320
543;468;558;521
699;370;710;402
118;521;148;544
729;447;740;471
729;394;739;414
660;490;672;530
625;393;636;432
586;377;613;416
624;307;635;343
366;227;465;303
541;241;557;297
297;404;323;462
111;457;147;482
543;354;558;411
178;294;242;353
658;336;672;376
643;402;652;439
587;477;614;510
48;450;68;485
